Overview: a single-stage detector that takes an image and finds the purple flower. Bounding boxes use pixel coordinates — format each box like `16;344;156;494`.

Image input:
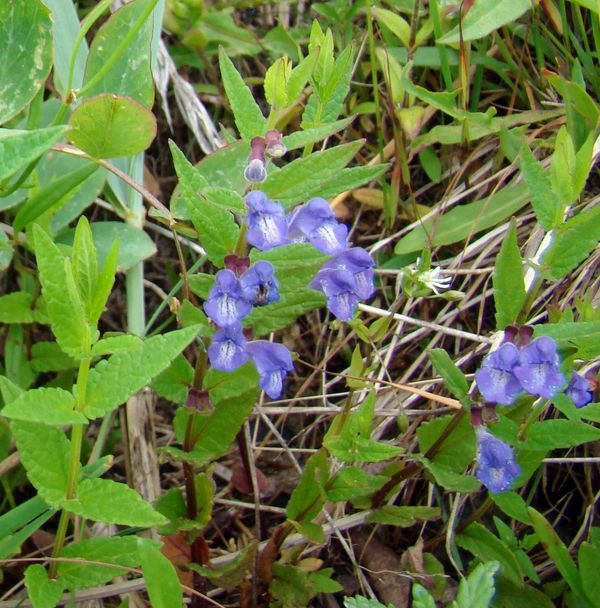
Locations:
565;372;594;408
240;261;280;306
475;427;521;494
203;269;252;327
245;191;288;251
287;198;348;254
245;341;293;399
265;130;287;158
309;267;360;322
320;247;375;299
244;136;268;183
475;342;523;405
208;323;250;371
513;336;565;399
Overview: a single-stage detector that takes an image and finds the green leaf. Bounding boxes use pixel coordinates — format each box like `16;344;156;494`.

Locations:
82;0;155;106
528;507;586;600
534;321;600;358
90;240;119;325
0;1;53;124
0;375;25;404
519;143;561;230
150;354;194;405
428;349;470;402
417;456;481;492
440;0;532;43
12;421;71;507
282;118;353;151
168;139;209;217
24;564;64;608
33;225;90;359
166;364;260;467
489;491;531;524
190;542;257;590
579;541;600;604
412;585;437;608
2;387;86;426
0;292;35;324
451;561;499;608
63;478;167;527
57;221;156;272
526;419;600;450
13;164;99;235
247;244;327;335
417;414;476;471
542;204;600;280
68;94;156;158
91;334;143;356
59;536;151;589
287;450;329;523
84;326;199;419
315;164;389;201
0;126;68;183
286;52;317;102
367;505;440;527
373;8;410;46
137;538;183;607
190;204;239;266
394;182;529;253
218;47;266;139
456;522;523;585
493;220;526;329
262;140;363;208
550;127;576;207
326;467;387;502
264;56;291;109
71;216;98;317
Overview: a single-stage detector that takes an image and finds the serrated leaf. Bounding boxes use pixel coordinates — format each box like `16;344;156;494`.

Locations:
34;225;90;359
82;0;155;106
12;421;71;507
59;536;152;589
190;204;239;266
137;538;183;607
520;143;561;230
71;216;98;318
0;375;25;404
542;204;600;280
326;467;387;502
84;326;199;419
394;182;530;253
63;478;167;526
439;0;532;43
150;354;194;404
168;139;209;217
550;127;576;207
68;94;156;158
287;450;329;523
451;561;499;608
315;164;389;201
262;140;363;207
24;564;64;608
2;387;85;426
456;522;523;585
282;118;353;151
428;349;469;402
526;419;600;450
416;455;481;492
493;220;526;329
0;1;53;125
417;414;476;471
367;505;440;527
90;240;118;325
264;56;291;109
247;244;327;335
287;52;318;102
0;126;68;183
0;292;35;324
218;48;266;139
91;334;143;356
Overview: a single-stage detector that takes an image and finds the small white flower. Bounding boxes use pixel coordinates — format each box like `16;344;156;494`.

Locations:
418;266;452;295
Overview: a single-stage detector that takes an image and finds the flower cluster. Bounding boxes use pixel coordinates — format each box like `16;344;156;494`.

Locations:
246;192;376;321
475;335;565;405
203;261;292;399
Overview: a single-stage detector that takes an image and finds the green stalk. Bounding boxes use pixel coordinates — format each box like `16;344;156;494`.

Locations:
78;0;160;98
49;356;91;579
366;1;384;163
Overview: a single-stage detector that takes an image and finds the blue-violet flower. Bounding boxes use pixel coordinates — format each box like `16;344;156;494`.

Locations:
245;191;288;251
475;342;523;405
245;340;293;399
565;372;594;408
309;267;361;322
207;323;249;372
320;247;375;299
203;269;252;327
240;261;280;306
513;336;565;399
287;197;348;254
475;426;521;494
244;136;267;183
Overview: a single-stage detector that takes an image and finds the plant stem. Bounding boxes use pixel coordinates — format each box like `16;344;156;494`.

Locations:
49;356;91;578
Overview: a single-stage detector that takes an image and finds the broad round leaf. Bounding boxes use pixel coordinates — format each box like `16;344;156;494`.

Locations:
68;94;156;158
0;0;53;125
